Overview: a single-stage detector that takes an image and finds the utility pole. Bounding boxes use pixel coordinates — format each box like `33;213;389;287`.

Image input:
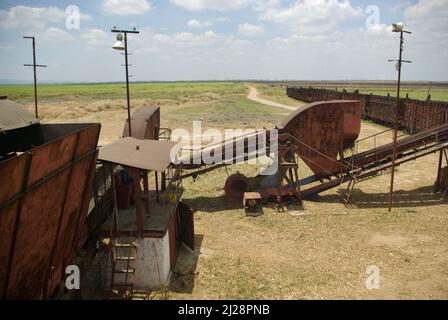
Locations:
111;27;139;137
23;36;47;119
388;23;412;213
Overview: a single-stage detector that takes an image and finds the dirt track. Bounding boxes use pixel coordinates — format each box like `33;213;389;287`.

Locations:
247;86;298;111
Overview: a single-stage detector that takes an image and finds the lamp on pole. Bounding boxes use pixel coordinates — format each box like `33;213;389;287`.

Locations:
111;27;139;137
387;22;412;212
23;36;47;119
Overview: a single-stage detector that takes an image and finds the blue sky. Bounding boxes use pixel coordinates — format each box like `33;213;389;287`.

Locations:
0;0;447;82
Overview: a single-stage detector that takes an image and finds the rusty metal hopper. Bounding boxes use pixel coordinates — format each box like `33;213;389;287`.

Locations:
0;105;100;299
280;100;361;177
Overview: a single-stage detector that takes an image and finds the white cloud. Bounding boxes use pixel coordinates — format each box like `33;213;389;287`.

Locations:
204;30;217;38
102;0;151;15
187;19;210;28
187;17;229;28
172;30;217;45
405;0;447;18
81;29;109;47
171;0;257;11
40;27;74;42
259;0;362;35
238;23;265;36
402;0;448;63
404;0;448;35
389;2;411;12
0;5;91;30
134;27;221;52
0;5;66;29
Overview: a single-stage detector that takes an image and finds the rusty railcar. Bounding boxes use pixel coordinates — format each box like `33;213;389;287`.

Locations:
287;86;448;133
0;100;100;299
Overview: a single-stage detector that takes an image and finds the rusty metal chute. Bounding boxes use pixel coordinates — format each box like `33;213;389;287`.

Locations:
279;100;362;177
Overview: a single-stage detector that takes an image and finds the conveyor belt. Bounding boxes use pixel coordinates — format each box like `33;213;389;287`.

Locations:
299;123;448;197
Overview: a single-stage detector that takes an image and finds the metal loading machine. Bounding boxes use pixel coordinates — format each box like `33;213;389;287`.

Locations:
175;100;362;208
175;99;448;210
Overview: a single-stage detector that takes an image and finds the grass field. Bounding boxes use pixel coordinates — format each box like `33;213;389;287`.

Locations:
0;82;246;103
3;81;448;104
2;81;447;299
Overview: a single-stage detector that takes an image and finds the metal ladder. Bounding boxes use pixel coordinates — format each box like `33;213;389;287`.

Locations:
343;175;358;207
109;236;137;300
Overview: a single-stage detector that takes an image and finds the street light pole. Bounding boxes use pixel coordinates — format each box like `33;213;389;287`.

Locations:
111;28;139;137
23;36;47;119
388;23;412;213
124;32;132;137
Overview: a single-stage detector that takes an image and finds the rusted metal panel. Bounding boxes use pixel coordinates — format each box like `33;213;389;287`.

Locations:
123;106;160;140
0;122;100;299
0;202;18;294
26;133;77;187
0;153;27;205
75;124;101;157
6;169;70;299
280;100;362;177
47;155;95;295
75;150;99;252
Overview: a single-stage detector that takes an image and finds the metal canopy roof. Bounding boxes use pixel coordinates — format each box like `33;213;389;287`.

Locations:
0;100;39;131
98;137;178;172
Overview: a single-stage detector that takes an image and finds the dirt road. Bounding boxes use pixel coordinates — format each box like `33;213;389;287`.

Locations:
247;86;298;111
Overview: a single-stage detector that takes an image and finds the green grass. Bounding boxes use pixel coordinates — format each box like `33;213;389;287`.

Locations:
357;87;448;102
0;82;247;103
181;94;285;114
163;94;286;130
4;81;448;104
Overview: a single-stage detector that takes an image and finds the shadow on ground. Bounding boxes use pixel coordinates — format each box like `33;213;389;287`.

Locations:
183;196;242;213
170;234;204;294
183;185;447;212
308;185;447;209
